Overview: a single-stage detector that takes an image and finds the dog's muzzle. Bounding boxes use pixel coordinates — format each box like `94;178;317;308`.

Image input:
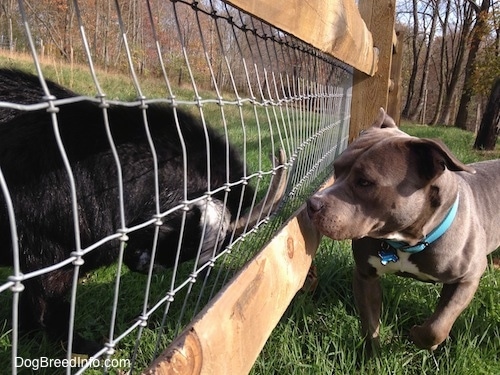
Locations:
306;196;324;218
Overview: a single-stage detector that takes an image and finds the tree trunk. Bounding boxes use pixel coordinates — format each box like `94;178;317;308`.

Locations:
430;0;451;125
474;78;500;150
439;2;474;125
1;0;15;52
410;0;440;122
455;0;491;130
402;0;420;118
104;0;111;70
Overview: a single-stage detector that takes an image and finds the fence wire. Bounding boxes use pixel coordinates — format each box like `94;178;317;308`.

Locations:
0;0;352;373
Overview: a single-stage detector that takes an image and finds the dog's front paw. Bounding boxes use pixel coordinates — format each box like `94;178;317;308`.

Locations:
410;325;443;351
363;336;381;358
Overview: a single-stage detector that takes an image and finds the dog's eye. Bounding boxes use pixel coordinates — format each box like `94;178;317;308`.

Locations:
356;178;373;187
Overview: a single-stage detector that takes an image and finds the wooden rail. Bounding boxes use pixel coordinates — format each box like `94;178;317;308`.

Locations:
226;0;378;76
143;207;323;374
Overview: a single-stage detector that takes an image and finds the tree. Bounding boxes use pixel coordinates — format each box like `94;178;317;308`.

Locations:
430;0;451;125
438;1;475;125
398;0;476;125
456;0;492;130
0;0;16;51
469;1;500;96
474;77;499;149
401;0;422;118
410;0;440;122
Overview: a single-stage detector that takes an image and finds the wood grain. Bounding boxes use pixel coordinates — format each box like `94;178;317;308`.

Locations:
226;0;377;76
350;0;397;142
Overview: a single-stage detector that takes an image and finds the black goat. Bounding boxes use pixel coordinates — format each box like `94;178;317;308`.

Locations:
0;69;286;354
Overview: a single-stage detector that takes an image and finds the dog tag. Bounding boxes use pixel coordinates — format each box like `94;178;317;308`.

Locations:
378;250;399;265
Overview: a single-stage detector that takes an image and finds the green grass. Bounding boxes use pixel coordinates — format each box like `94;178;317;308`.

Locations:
1;53;499;374
252;241;500;375
251;123;500;375
401;122;500;163
0;51;227;101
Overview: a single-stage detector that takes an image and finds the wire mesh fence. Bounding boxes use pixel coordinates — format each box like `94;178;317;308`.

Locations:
0;0;352;373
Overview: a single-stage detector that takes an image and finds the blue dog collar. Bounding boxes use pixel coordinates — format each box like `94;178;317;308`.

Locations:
382;194;460;257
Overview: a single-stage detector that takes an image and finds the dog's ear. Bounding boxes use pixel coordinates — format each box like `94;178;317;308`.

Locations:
408;138;476;181
371;108;397;129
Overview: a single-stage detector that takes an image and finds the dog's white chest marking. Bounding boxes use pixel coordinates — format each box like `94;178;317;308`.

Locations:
368;252;439;281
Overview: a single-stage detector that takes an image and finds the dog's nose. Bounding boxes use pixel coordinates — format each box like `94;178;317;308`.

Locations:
307;196;324;216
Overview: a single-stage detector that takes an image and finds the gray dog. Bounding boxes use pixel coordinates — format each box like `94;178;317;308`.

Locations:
307;108;500;351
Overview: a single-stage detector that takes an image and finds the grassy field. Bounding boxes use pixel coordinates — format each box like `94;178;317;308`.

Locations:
1;53;499;374
251;123;500;375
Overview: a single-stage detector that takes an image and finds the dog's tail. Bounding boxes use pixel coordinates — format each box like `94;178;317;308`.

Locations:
229;149;288;237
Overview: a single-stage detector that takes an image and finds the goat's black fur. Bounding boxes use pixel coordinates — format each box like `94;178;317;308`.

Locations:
0;69;284;354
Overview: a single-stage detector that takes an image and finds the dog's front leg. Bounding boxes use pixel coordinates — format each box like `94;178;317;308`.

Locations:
353;266;382;354
410;279;481;350
352;238;383;354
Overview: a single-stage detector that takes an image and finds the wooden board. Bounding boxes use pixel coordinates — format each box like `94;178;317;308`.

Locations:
225;0;377;76
349;0;397;141
142;205;324;374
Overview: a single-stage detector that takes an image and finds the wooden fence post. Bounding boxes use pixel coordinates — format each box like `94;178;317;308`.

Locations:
387;30;404;126
350;0;397;142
